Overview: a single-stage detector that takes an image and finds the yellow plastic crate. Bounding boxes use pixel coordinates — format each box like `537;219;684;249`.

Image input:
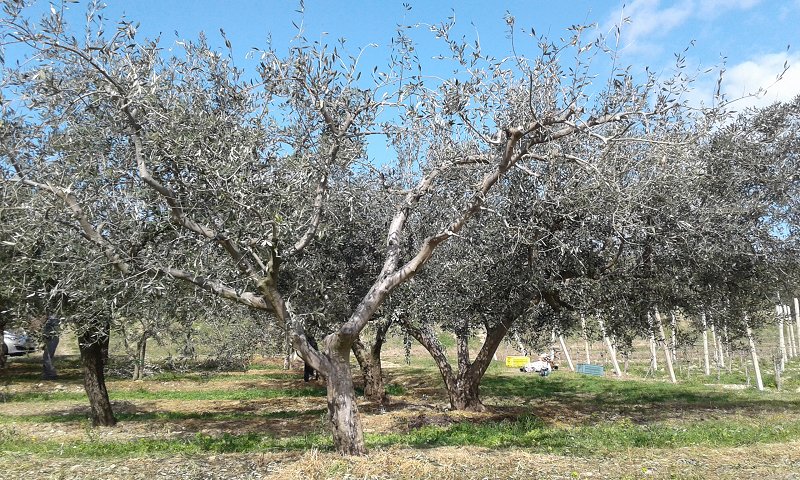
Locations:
505;356;530;368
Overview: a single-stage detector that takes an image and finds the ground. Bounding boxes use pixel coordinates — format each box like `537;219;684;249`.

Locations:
1;341;800;479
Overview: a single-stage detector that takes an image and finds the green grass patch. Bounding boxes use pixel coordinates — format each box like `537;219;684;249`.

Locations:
3;414;799;458
0;431;332;457
479;373;800;411
143;371;301;383
385;383;406;396
0;407;328;424
370;415;800;453
2;385;326;403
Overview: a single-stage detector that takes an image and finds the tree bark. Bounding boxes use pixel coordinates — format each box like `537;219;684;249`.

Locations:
745;318;764;392
41;315;60;380
402;316;514;412
352;320;391;405
283;327;292;370
132;335;147;381
78;323;116;427
325;337;365;456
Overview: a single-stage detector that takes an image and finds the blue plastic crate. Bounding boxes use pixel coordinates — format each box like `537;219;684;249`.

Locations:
576;364;605;376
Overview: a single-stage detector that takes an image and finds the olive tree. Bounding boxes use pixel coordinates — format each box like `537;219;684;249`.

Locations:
2;3;693;454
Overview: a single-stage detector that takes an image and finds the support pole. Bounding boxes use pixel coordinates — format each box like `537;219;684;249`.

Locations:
777;305;787;370
558;335;575;371
581;314;591;364
745;317;764;391
701;312;711;376
598;318;622;376
654;308;677;383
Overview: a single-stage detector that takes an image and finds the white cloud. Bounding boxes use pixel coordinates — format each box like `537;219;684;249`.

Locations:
686;51;800;111
721;51;800;110
605;0;763;53
603;0;691;50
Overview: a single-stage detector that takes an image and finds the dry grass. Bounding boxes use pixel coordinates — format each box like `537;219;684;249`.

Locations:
3;442;800;479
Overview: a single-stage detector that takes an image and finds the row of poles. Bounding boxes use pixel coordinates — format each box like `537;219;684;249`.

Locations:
543;298;800;391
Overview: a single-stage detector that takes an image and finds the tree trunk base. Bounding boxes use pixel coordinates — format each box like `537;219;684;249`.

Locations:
79;327;117;427
327;346;367;456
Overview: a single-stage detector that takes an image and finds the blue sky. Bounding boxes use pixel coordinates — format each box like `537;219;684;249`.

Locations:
9;1;800;110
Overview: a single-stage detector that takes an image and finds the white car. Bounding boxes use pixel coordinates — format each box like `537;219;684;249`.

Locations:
3;329;37;356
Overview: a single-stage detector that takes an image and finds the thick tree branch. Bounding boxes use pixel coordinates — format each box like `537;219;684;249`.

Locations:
9;177;131;275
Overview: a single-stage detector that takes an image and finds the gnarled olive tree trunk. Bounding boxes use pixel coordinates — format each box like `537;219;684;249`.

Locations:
351;319;392;404
402;316;514;411
325;336;365;455
352;340;385;404
78;321;116;427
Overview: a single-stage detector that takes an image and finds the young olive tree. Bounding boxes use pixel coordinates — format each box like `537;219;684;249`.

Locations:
2;3;692;453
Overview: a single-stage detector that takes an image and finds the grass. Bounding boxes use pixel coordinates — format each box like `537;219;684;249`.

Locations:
480;371;800;410
3;346;800;471
0;408;329;424
0;431;333;457
2;385;326;403
2;414;799;458
375;414;800;452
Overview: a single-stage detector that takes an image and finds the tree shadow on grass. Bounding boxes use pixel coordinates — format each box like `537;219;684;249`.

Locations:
477;373;800;425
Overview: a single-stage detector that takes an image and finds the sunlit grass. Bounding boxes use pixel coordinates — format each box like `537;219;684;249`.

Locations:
2;385;326;403
2;415;799;458
0;408;328;424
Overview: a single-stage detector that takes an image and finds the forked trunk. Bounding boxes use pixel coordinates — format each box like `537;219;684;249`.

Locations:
352;337;387;404
325;344;366;455
78;325;116;427
449;371;485;411
402;315;512;412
